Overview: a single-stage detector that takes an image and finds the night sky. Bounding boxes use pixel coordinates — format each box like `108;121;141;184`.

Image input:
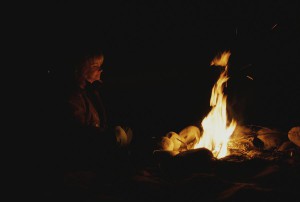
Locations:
41;1;300;142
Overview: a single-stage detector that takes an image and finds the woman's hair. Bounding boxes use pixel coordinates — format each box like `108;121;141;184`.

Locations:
74;46;104;87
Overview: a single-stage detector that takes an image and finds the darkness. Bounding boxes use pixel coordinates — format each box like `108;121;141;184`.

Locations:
17;1;300;200
39;1;300;150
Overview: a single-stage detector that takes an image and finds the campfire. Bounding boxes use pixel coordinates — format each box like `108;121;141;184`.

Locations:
194;51;236;159
156;51;300;162
158;51;236;158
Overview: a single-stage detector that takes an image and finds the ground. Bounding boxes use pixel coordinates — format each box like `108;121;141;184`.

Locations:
36;146;300;202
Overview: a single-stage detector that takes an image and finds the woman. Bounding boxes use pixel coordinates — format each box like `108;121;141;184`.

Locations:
62;46;132;169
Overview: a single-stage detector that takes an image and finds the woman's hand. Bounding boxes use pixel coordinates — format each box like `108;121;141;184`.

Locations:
114;125;133;147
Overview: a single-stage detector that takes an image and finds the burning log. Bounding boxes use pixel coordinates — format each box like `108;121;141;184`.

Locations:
174;148;214;172
155;126;213;175
153;148;214;175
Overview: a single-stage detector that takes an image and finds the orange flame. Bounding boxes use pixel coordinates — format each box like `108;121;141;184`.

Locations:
194;51;237;158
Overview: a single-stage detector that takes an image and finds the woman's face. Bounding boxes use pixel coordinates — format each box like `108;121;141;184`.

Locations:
84;56;104;83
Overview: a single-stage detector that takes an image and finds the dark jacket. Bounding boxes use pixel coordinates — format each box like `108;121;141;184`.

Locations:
67;81;107;131
62;81;117;168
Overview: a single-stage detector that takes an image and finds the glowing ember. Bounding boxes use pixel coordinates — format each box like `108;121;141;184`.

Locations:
194;51;237;158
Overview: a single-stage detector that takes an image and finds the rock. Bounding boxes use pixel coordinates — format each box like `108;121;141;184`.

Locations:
176;147;213;160
160;137;174;151
166;131;182;151
257;128;287;150
288;126;300;147
179;125;201;150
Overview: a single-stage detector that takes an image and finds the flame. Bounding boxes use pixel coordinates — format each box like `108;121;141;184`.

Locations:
194;51;237;158
210;51;231;67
